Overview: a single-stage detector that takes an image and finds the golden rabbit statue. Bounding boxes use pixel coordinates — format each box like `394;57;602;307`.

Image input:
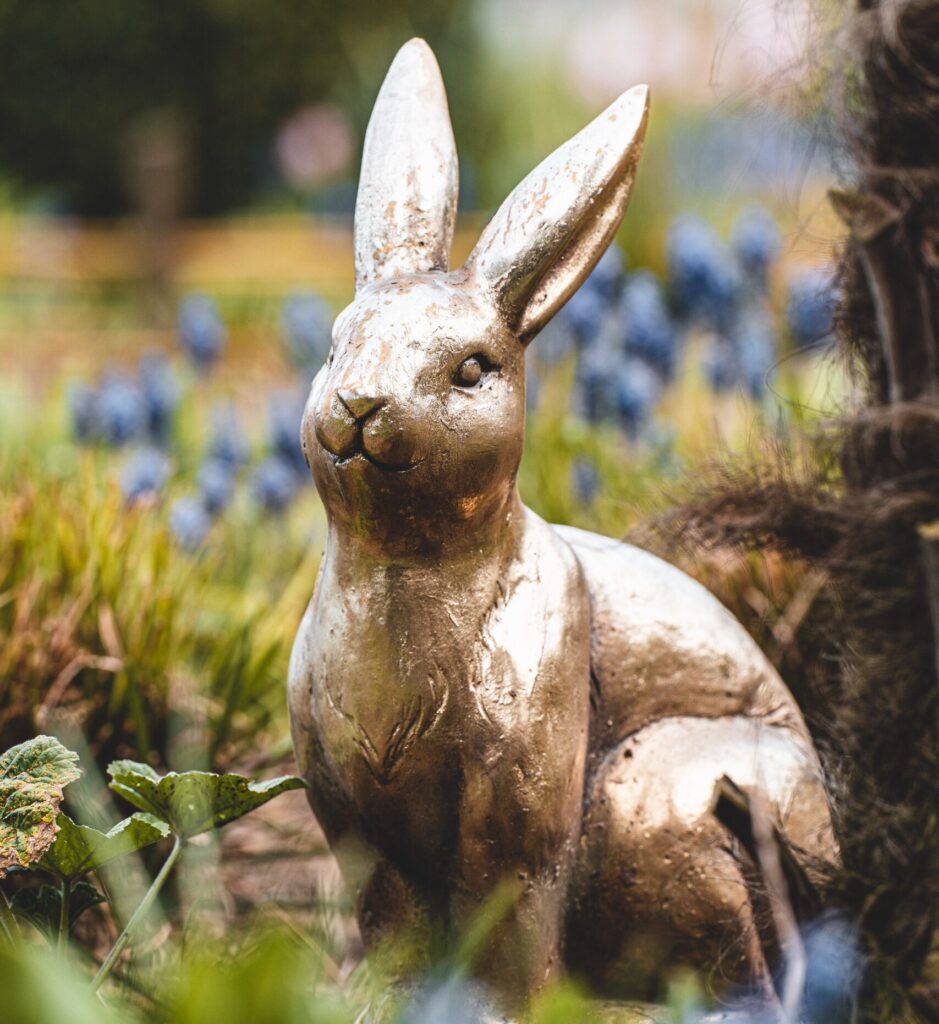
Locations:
288;37;834;1008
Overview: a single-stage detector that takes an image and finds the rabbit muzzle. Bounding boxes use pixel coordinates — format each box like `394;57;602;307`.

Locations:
314;389;423;471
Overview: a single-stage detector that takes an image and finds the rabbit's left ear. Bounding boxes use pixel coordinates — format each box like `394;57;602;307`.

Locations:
465;86;649;343
354;38;459;291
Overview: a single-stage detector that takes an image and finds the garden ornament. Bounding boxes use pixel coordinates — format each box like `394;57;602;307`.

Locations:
289;38;835;1007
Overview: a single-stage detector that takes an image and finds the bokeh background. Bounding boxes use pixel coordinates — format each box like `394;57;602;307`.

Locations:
0;0;852;1014
0;0;846;874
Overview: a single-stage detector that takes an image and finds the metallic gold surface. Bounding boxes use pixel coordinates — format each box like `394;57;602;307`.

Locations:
288;38;835;1007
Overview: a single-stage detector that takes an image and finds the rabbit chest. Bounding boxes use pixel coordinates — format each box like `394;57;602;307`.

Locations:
288;512;593;868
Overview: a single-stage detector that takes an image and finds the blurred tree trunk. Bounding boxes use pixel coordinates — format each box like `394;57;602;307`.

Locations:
922;523;939;1018
125;111;186;328
829;1;939;1014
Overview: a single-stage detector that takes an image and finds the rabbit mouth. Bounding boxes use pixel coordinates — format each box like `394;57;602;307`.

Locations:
315;397;424;472
328;447;424;474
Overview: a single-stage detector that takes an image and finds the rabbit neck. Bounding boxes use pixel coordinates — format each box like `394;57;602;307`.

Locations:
309;489;539;731
326;484;526;568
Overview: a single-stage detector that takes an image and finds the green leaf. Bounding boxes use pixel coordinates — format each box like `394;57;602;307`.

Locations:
0;736;81;878
37;812;170;881
11;881;107;935
107;761;305;839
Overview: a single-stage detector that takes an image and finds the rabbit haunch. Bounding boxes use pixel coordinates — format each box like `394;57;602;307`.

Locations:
288;37;835;1007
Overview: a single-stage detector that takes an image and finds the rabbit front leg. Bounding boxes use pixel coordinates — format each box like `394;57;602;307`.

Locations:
449;524;592;1004
452;750;584;1003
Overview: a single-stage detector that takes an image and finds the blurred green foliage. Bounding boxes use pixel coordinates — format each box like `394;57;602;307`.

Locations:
0;0;482;215
0;430;320;765
0;925;676;1023
0;732;669;1022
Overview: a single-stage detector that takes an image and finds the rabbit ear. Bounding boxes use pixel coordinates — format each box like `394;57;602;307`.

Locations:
354;38;459;291
465;85;649;343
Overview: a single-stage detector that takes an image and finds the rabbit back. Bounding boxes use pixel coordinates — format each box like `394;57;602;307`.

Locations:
553;525;811;752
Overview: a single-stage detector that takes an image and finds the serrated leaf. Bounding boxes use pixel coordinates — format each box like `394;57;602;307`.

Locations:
11;881;107;935
107;761;305;839
37;812;170;880
0;736;82;878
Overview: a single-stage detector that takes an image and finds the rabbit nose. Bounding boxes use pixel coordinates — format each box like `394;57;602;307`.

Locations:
338;391;384;422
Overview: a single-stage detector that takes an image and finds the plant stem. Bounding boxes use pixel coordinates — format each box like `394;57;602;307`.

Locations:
91;835;182;992
0;890;18;943
58;877;71;952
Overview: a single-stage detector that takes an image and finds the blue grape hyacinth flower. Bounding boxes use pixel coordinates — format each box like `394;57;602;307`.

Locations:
620;270;678;380
97;373;146;446
786;267;837;349
572;457;600;505
197;458;236;517
400;977;493;1024
268;391;309;479
612;357;662;439
281;289;333;380
798;913;862;1024
732;205;780;290
208;403;251;469
574;339;621;423
734;305;778;399
702;335;739;393
558;246;626;347
119;447;171;505
178;293;226;372
561;285;608;347
667;214;740;329
251;455;299;513
583;244;625;303
138;351;179;446
169;495;212;550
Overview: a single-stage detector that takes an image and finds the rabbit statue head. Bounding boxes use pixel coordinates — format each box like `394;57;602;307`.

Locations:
301;38;648;548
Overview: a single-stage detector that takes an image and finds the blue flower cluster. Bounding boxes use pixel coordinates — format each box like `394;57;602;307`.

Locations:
253;291;336;514
67;290;338;549
69;353;180;449
668;208;781;398
165;394;313;550
167;495;213;552
164;402;253;550
281;289;333;382
178;293;226;373
528;208;838;504
786;267;837;349
70;236;838;535
169;388;316;549
119;447;172;505
557;243;677;441
249;392;309;513
668;214;741;329
531;207;836;455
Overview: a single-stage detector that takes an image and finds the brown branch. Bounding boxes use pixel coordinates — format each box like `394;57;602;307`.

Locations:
712;776;824;1021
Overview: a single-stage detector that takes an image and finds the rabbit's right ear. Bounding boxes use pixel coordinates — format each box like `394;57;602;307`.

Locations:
465;86;649;343
354;39;459;291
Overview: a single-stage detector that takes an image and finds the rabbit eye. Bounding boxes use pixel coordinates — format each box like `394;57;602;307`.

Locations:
455;356;483;387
